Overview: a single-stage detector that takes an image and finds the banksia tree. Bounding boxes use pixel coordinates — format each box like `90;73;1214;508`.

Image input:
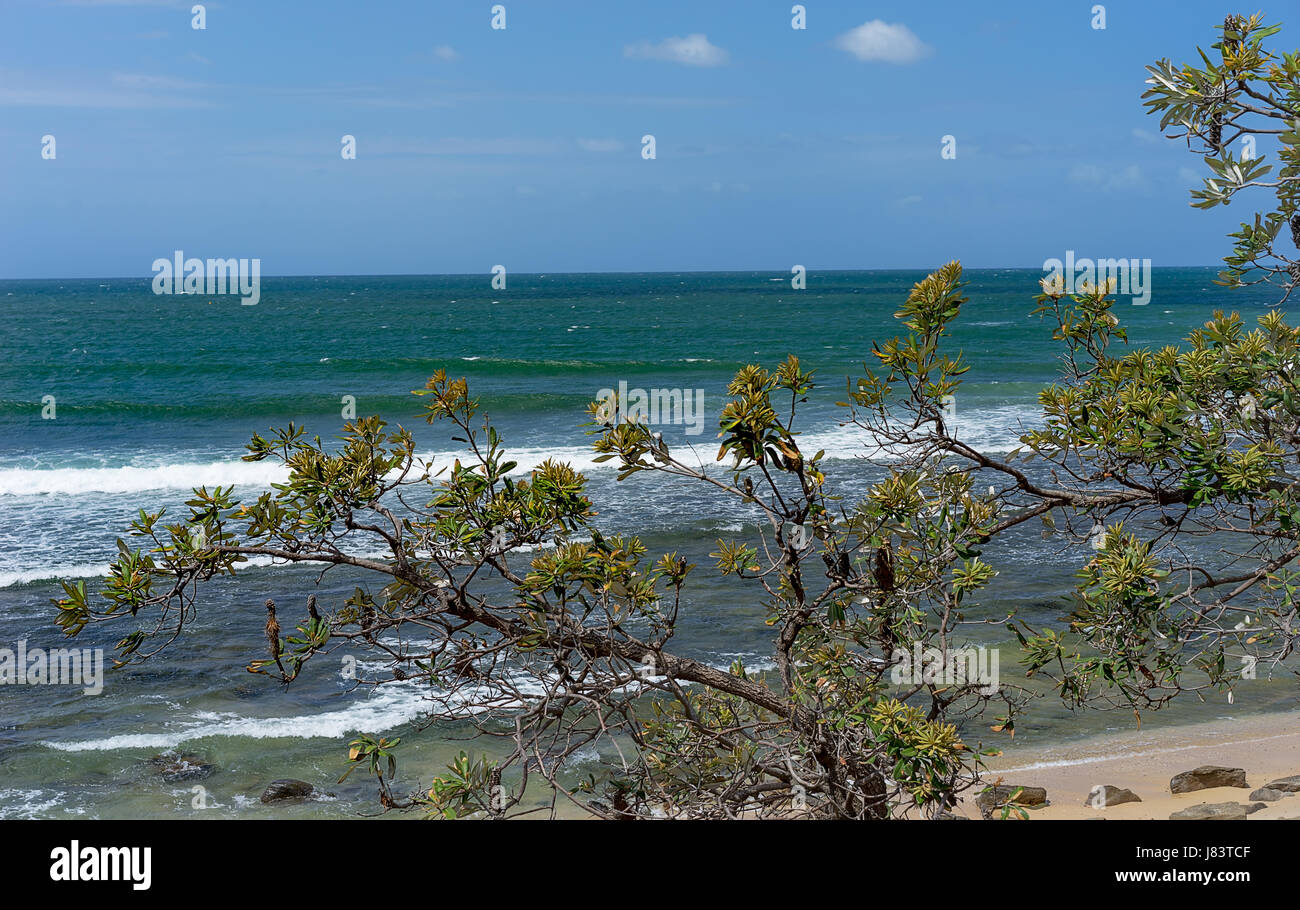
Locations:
1144;13;1300;299
54;260;1300;818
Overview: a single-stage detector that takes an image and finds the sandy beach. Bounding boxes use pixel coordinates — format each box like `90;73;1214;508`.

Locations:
953;710;1300;819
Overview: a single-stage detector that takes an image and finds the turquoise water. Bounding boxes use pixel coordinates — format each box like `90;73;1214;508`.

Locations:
0;268;1292;817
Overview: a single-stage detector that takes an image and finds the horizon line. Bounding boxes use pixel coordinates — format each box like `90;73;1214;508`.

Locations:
0;264;1228;282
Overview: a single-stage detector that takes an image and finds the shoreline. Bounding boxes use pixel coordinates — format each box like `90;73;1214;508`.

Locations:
954;709;1300;819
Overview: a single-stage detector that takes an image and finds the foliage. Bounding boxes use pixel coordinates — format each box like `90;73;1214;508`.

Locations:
1144;13;1300;298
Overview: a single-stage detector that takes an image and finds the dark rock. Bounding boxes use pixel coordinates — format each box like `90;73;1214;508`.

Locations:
1169;766;1248;794
976;784;1048;817
1085;785;1142;808
1168;802;1249;820
1261;774;1300;793
260;779;316;803
1249;787;1292;802
147;752;215;783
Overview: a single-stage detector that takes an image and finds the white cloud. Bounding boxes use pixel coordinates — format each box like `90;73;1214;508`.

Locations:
0;70;212;108
577;138;624;153
624;34;728;67
0;85;208;108
834;21;930;64
56;0;188;5
373;137;564;156
110;72;207;90
433;45;459;62
1068;163;1147;191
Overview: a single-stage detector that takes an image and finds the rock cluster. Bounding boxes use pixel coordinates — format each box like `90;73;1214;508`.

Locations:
1164;767;1298;820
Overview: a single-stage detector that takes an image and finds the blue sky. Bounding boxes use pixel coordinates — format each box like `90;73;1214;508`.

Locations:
0;0;1274;277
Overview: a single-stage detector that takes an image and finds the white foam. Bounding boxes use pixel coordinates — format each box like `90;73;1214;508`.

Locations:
39;651;777;753
42;685;430;752
995;726;1300;774
0;446;601;498
799;404;1035;460
0;788;68;818
0;523;585;588
0;562;115;589
0;408;1039;500
0;549;398;588
0;460;289;497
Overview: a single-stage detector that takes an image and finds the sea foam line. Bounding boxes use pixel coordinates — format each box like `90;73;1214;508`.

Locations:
994;727;1300;774
0;406;1036;498
0;552;384;589
41;685;432;753
39;656;775;753
0;539;573;588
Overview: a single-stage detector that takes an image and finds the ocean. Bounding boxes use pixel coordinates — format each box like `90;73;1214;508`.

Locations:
0;268;1294;817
